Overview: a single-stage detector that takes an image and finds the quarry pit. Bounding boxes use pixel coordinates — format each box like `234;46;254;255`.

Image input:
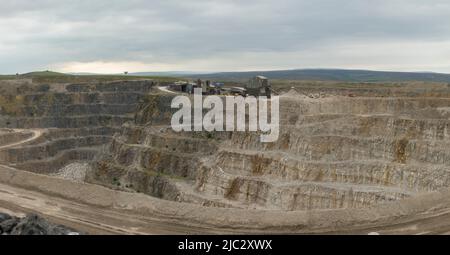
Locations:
1;79;450;234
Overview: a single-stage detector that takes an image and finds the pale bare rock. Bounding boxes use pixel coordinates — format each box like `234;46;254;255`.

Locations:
51;162;91;183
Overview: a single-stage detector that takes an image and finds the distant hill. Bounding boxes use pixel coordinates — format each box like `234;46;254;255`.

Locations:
130;71;206;77
0;71;70;81
189;69;450;83
21;71;69;77
1;70;178;83
5;69;450;83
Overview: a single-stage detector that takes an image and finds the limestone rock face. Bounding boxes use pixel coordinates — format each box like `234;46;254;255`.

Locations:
0;80;156;174
2;79;450;214
88;87;450;211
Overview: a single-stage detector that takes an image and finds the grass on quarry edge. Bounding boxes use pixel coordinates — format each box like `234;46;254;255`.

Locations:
30;74;180;84
0;71;180;83
1;71;448;90
269;79;450;92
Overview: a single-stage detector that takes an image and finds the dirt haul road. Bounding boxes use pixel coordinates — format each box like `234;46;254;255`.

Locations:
0;180;210;235
0;129;43;150
2;164;450;235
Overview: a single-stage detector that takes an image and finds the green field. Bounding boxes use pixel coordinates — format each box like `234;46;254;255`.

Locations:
0;71;179;83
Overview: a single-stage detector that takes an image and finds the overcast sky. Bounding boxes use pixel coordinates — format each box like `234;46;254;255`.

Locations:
1;0;450;74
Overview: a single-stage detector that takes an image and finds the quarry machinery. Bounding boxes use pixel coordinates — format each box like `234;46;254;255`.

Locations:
246;76;272;98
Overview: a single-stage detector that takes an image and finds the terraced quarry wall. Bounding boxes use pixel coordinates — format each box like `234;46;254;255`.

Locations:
2;79;450;234
87;87;450;211
0;80;156;173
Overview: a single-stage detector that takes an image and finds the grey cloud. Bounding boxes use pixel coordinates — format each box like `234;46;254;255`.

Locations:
0;0;449;73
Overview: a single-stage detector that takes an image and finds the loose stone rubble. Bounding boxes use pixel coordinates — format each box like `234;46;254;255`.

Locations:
0;213;79;235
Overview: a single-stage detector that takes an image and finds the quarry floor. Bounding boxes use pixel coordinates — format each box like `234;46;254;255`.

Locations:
2;171;450;235
0;181;207;235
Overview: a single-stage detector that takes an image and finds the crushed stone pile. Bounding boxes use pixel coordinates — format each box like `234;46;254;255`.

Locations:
51;162;91;183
